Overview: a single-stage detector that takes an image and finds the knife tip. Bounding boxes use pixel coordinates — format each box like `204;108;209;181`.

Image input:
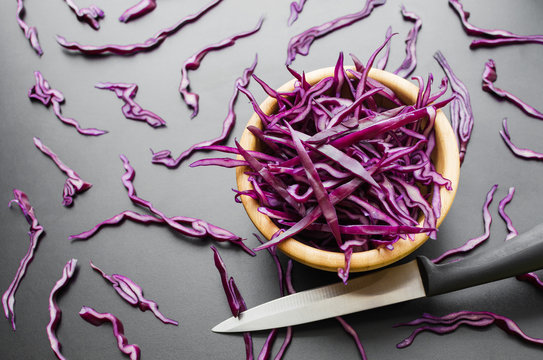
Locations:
211;318;233;333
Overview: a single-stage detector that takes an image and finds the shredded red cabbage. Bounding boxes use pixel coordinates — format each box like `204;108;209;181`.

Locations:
68;210;252;256
517;272;543;290
95;82;166;128
375;26;392;70
432;184;497;264
28;71;107;136
448;0;543;49
119;0;157;23
210;246;254;359
16;0;42;55
482;60;543;120
471;37;543;48
498;187;518;241
287;0;307;26
393;5;422;79
68;166;254;254
286;121;342;248
190;158;250;168
257;329;278;360
434;51;473;164
285;0;386;65
335;317;368;359
493;190;543;289
63;0;104;30
500;118;543;160
118;155;253;253
395;311;543;348
56;0;223;55
46;259;78;360
33;137;92;206
90;261;178;325
2;189;45;331
79;306;141;360
179;19;263;118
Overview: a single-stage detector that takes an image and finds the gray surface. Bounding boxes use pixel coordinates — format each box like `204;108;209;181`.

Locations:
1;0;543;359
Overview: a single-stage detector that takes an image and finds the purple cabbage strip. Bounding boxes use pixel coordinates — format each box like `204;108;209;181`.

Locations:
375;26;392;70
434;50;472;164
151;54;258;168
119;154;253;254
286;122;342;248
69;209;254;254
95;82;166;128
46;259;78;360
273;326;293;360
498;187;518;241
500;118;543;160
16;0;42;56
448;0;543;49
393;5;422;79
397;318;495;348
210;246;254;359
335;317;368;359
195;144;282;163
2;189;45;331
68;210;253;252
396;310;543;349
517;272;543;290
257;329;278;360
495;200;543;288
90;261;178;325
337;244;352;284
191;158;250;168
432;184;497;264
28;71;107;136
495;191;543;288
56;0;224;55
471;37;543;48
329;105;440;149
482;60;543;120
210;246;242;317
285;0;386;65
33;137;92;207
63;0;104;30
79;306;141;360
179;18;263;118
119;0;157;23
287;0;307;26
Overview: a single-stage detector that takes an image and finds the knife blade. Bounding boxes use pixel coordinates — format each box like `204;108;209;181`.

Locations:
213;222;543;333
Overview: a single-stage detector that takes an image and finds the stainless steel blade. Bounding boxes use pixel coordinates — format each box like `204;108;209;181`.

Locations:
212;260;426;333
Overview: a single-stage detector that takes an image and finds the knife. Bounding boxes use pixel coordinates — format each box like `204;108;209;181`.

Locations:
213;222;543;333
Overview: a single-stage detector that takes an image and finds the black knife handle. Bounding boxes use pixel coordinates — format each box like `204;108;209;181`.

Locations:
417;222;543;297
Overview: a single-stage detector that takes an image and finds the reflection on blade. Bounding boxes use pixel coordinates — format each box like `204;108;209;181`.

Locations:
213;260;426;333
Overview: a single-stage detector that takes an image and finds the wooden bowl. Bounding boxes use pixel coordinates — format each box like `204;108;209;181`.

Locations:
236;67;460;272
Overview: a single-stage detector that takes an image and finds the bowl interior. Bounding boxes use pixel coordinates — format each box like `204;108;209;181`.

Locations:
236;67;460;272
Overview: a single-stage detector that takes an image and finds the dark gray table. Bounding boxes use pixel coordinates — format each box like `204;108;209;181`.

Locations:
2;0;543;359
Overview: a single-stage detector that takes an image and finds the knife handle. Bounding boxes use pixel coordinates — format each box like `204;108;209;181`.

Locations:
416;222;543;297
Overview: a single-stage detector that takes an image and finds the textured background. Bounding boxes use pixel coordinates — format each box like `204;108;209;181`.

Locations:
1;0;543;359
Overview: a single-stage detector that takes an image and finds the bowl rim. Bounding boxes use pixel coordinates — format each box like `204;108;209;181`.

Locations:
236;67;460;272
